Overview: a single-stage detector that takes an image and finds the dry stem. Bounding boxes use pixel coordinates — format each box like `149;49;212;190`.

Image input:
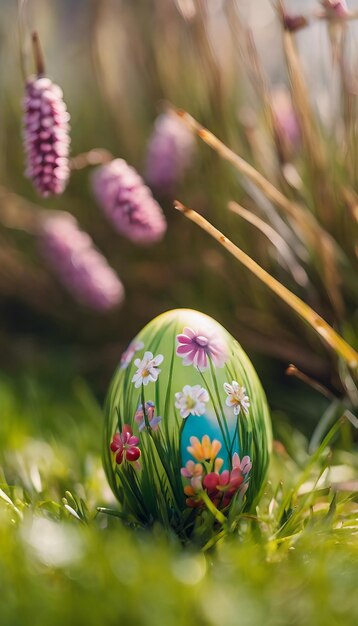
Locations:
174;200;358;369
32;31;45;76
70;149;113;171
173;106;344;318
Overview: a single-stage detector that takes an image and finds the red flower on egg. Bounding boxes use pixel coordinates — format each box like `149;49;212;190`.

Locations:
110;424;141;465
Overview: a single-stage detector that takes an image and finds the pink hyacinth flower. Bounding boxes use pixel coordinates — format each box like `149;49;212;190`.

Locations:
23;76;71;197
92;159;167;245
110;424;141;465
319;0;350;19
176;326;227;370
145;112;194;194
38;211;124;311
272;87;300;157
282;13;308;32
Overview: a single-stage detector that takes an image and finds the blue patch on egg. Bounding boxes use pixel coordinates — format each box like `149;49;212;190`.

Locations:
180;410;240;470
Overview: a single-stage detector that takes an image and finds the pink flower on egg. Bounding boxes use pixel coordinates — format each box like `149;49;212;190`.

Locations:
120;340;144;370
176;326;227;370
202;452;252;509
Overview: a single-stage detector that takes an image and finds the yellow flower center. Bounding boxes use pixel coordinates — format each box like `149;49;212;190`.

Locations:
186;396;196;410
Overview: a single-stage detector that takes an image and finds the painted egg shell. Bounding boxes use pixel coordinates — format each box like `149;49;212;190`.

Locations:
103;309;272;535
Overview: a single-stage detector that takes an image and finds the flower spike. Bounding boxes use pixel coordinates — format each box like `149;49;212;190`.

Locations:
145;112;194;194
92;159;167;245
23;33;71;197
38;211;124;311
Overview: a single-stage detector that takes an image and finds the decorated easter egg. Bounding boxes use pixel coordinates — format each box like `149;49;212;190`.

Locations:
103;309;272;539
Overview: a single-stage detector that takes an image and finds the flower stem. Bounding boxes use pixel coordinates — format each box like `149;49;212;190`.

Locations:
141;386;151;430
200;490;227;525
32;31;45;76
209;359;231;445
70;149;113;171
198;369;231;457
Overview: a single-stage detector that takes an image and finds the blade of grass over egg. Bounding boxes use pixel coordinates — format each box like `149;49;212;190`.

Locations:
197;368;231;456
174;201;358;370
163;347;175;443
140;387;184;515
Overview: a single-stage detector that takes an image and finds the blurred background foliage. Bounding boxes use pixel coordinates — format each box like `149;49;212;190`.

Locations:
0;0;358;623
0;0;357;417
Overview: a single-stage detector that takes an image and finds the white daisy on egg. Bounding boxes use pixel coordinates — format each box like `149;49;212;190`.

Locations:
131;351;164;388
175;384;209;419
224;380;250;416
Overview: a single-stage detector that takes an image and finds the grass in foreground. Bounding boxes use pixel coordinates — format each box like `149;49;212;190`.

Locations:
0;370;357;626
